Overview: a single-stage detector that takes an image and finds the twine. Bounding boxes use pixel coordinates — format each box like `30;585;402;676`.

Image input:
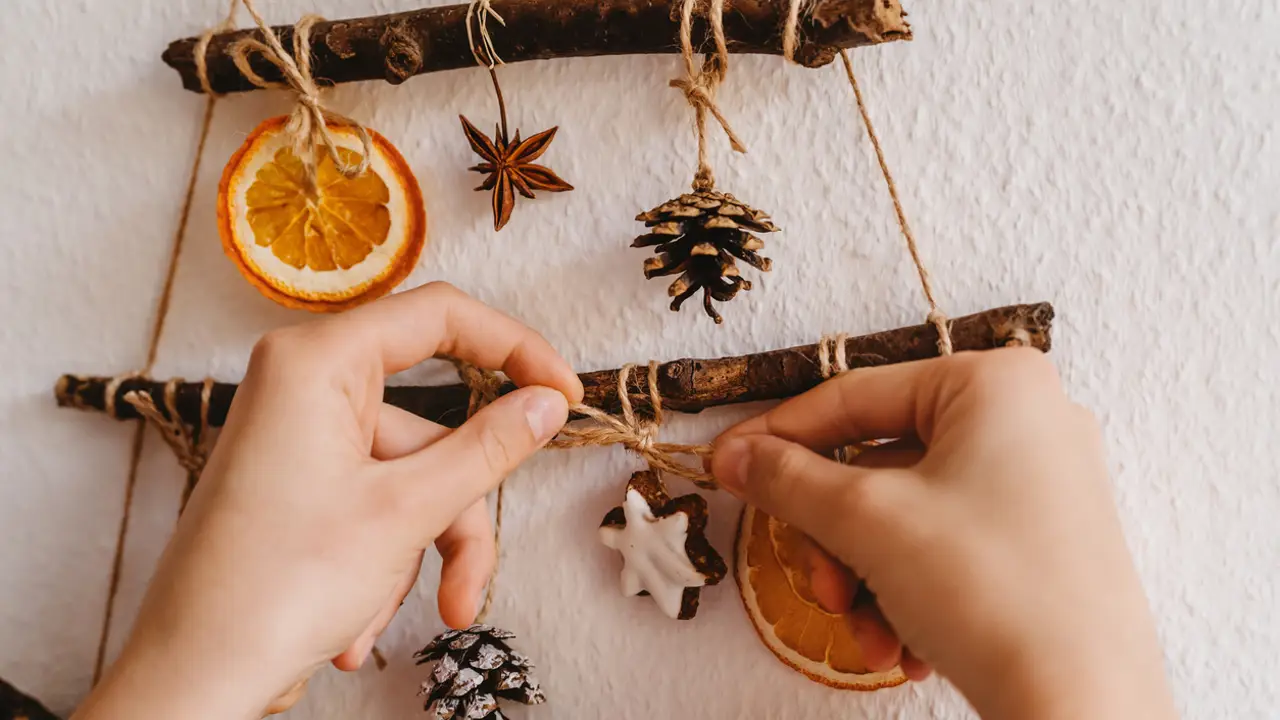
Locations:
227;0;373;191
466;0;506;68
451;361;505;623
550;363;717;489
92;0;240;684
781;1;954;356
672;0;746;192
123;379;217;511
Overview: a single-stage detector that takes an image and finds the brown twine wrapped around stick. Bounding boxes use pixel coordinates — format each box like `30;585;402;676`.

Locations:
671;0;746;192
123;378;217;513
227;0;374;192
549;363;717;489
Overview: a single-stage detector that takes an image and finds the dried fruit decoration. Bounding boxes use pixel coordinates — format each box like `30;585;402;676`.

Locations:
416;624;546;719
460;66;572;231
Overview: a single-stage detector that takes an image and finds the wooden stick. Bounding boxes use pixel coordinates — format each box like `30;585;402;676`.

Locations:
1;677;59;720
162;0;912;95
56;303;1052;430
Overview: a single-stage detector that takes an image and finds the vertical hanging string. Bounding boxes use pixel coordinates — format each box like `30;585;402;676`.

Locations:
670;0;746;191
781;0;953;356
452;362;505;623
91;0;239;686
838;50;952;355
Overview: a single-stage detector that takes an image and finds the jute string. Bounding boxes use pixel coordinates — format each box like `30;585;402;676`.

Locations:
452;361;505;623
782;2;953;356
672;0;746;192
92;0;239;684
466;0;506;69
228;0;373;193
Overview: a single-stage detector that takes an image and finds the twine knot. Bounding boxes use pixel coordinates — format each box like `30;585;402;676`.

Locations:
123;378;217;513
674;0;746;192
224;1;374;190
466;0;506;68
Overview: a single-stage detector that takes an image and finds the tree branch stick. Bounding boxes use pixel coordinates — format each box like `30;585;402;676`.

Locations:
56;303;1052;430
162;0;912;94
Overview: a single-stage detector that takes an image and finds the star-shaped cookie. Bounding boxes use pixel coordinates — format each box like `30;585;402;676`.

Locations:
599;471;727;619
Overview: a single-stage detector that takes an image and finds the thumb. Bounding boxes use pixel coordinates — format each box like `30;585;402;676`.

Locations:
712;434;916;566
386;386;568;537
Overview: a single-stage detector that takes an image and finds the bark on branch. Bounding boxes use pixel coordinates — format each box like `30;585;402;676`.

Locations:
162;0;912;94
56;303;1052;430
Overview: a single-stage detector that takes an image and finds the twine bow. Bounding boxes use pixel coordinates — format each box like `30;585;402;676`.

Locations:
454;361;716;490
226;0;373;191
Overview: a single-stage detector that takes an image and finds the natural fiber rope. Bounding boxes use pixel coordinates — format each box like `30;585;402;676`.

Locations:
452;361;504;623
550;363;717;489
466;0;506;69
672;0;746;192
780;0;954;356
837;50;953;355
228;0;373;191
91;2;239;685
123;379;216;511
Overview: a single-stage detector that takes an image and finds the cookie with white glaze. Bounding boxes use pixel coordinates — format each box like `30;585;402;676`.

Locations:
599;471;727;619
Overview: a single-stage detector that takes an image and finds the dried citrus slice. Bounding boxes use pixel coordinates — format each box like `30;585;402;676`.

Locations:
735;505;907;690
217;116;426;312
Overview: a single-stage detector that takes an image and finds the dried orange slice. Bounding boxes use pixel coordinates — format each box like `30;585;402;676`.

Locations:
735;505;907;690
217;116;426;312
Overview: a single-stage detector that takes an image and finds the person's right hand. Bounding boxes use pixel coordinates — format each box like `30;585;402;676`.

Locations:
711;348;1177;720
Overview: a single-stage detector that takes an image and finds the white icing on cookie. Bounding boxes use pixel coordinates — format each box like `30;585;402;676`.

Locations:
599;488;707;618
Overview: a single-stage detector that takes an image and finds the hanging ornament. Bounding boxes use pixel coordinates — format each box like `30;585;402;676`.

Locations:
599;470;727;619
415;624;546;720
633;189;777;324
460;3;572;231
734;504;907;691
633;0;778;324
213;6;426;313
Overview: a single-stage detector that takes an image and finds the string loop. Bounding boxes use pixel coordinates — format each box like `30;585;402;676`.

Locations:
227;0;374;190
466;0;506;68
672;0;746;191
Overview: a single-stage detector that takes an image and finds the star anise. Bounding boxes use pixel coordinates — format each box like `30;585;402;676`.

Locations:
461;68;572;231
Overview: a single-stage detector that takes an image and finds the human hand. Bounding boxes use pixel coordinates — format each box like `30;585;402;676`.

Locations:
712;348;1176;720
74;283;583;720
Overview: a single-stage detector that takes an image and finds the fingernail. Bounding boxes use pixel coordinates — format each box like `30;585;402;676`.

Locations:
715;437;752;494
523;390;565;443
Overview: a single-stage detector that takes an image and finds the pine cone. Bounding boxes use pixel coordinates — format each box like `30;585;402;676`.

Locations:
415;624;545;720
633;189;778;324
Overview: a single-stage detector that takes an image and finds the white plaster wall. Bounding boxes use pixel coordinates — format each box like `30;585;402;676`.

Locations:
2;0;1277;717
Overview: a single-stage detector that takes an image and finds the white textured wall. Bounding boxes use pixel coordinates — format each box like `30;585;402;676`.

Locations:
2;0;1277;717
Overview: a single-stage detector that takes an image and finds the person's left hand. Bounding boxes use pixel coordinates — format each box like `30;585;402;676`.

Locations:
74;283;583;720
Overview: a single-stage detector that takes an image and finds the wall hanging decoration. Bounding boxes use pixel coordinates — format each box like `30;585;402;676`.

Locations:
54;0;1062;713
633;0;774;324
215;0;427;313
459;2;572;231
600;470;728;619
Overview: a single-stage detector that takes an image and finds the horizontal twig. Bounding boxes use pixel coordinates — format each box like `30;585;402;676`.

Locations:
56;303;1053;430
162;0;912;94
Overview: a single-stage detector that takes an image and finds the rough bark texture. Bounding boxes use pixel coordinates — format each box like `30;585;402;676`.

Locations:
56;303;1052;429
0;678;60;720
162;0;912;94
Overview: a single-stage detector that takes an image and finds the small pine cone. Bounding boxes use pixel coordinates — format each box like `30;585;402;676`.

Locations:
416;624;546;720
633;189;778;324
